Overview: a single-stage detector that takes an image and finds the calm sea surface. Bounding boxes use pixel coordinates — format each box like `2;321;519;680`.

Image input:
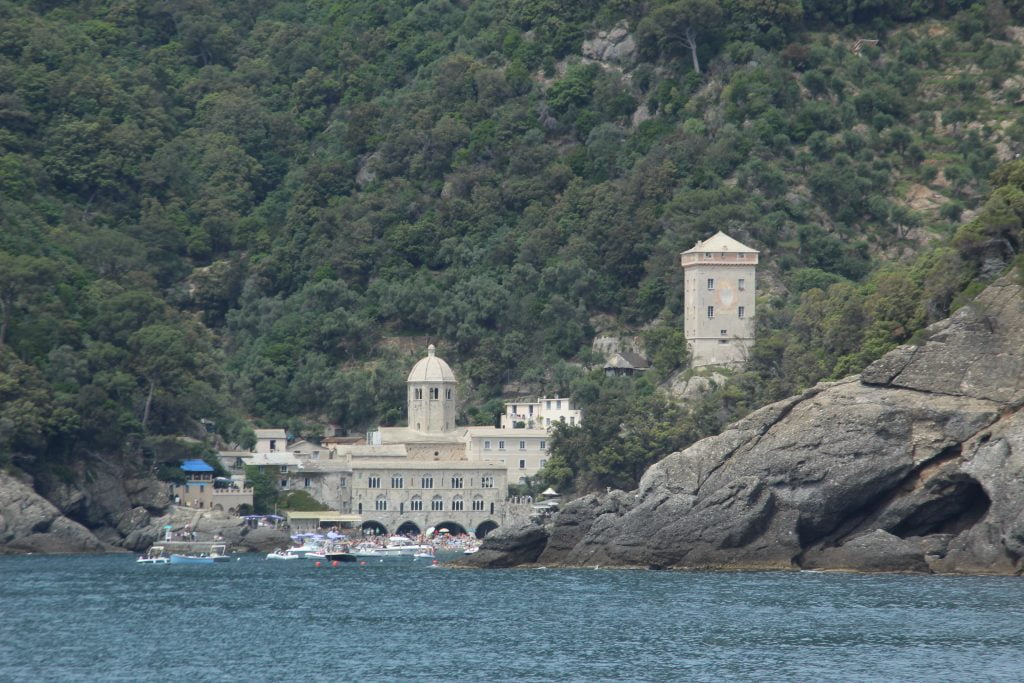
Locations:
1;554;1022;682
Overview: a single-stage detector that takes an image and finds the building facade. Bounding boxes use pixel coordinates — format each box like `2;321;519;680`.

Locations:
226;345;580;535
499;396;582;430
464;427;550;482
680;231;758;367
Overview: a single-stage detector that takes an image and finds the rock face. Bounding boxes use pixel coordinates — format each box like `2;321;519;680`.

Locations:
0;472;107;553
33;452;171;550
581;22;636;65
466;275;1024;574
458;522;550;568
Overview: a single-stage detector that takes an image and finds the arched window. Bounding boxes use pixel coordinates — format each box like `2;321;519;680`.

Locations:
375;495;387;511
410;496;423;511
452;496;464;511
431;495;443;511
472;496;484;511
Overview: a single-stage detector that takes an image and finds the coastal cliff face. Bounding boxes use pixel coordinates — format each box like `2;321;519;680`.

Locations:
0;457;291;554
467;275;1024;573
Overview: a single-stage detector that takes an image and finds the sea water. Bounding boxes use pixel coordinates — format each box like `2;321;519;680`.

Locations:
1;555;1022;682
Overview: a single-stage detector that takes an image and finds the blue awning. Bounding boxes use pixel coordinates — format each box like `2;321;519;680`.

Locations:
181;459;214;473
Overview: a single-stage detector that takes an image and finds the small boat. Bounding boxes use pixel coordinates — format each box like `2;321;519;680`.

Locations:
137;546;169;564
375;536;432;558
323;543;357;563
266;549;299;560
169;544;232;564
463;546;480;555
280;540;325;558
350;542;386;559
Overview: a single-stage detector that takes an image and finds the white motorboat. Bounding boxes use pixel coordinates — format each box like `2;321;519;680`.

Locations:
376;536;432;557
266;549;300;560
136;546;169;564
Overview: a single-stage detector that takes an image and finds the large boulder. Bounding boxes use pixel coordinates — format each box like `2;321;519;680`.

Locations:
581;22;637;65
0;471;106;553
459;523;550;568
488;275;1024;574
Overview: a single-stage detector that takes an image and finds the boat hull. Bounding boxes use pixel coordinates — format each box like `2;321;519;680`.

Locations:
170;554;232;565
324;553;357;563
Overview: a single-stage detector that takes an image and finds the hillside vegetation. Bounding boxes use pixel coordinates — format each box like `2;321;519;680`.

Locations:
1;0;1023;494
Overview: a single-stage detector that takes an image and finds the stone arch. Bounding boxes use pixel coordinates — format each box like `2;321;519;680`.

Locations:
213;504;224;512
434;521;467;536
475;520;499;539
361;520;388;536
396;521;421;536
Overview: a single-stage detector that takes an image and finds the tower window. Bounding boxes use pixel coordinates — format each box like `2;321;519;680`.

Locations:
707;278;714;290
721;330;727;336
445;388;452;400
738;306;745;319
414;388;423;400
707;306;714;319
429;387;439;399
738;278;745;290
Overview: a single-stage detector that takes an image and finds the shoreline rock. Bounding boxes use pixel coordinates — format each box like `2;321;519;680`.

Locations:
464;274;1024;575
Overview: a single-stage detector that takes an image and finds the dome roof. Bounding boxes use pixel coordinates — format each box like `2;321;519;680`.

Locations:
407;345;456;383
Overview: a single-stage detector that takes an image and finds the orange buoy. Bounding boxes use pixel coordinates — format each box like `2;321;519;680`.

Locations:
315;561;321;567
359;561;366;566
331;560;338;567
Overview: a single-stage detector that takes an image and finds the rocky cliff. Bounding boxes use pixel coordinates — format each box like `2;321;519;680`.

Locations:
0;455;290;554
466;274;1024;573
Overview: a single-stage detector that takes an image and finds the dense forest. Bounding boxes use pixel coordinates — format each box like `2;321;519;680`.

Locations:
2;0;1023;496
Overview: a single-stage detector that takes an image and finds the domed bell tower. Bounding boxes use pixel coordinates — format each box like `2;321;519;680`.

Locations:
407;344;457;434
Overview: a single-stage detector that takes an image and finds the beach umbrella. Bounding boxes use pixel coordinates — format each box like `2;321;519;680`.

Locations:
437;528;450;534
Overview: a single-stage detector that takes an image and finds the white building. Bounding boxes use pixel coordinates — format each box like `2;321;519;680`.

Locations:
680;231;758;367
253;428;288;453
464;427;550;483
500;396;581;429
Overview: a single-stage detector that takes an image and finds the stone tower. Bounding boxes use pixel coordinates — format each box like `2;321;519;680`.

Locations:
407;344;457;433
680;231;758;367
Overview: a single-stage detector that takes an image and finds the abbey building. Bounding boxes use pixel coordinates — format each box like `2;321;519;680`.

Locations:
224;345;578;538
